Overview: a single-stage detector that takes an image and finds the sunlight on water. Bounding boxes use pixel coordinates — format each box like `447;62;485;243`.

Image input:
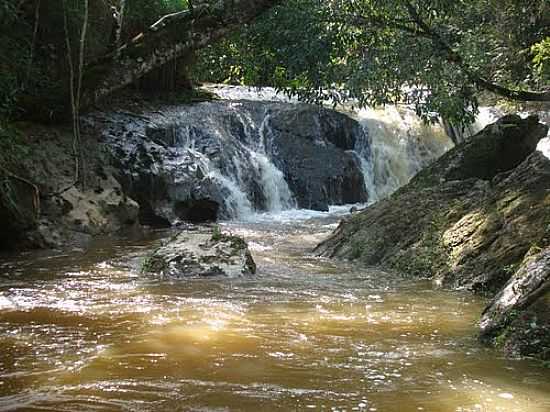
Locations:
1;212;550;411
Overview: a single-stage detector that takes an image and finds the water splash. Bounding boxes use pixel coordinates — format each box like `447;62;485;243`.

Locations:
170;101;296;219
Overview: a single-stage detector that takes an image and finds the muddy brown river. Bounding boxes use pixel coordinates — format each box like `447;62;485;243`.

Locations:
1;209;549;411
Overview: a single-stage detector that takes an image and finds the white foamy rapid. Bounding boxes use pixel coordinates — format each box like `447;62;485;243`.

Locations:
352;106;453;201
204;84;296;103
171;99;296;220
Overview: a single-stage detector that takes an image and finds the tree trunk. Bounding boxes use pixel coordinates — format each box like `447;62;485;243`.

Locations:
83;0;282;105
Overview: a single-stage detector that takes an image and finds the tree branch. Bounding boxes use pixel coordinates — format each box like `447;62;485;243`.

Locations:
402;1;550;102
83;0;283;104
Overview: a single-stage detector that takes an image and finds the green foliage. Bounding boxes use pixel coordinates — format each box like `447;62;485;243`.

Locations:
195;0;550;125
0;1;31;119
532;37;550;84
0;124;30;167
0;123;33;222
124;0;189;35
211;224;222;241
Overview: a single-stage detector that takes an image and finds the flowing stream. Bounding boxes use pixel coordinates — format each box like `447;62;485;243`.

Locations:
2;89;550;411
1;208;550;411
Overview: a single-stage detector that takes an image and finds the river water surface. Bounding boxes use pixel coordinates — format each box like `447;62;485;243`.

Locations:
1;209;550;411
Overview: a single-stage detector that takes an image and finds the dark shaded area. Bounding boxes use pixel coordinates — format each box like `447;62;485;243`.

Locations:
174;199;219;223
138;201;171;228
0;177;39;251
268;105;368;211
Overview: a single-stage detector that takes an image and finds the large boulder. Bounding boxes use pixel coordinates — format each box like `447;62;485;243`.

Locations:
316;115;549;293
142;227;256;278
103;99;369;223
268;105;368;211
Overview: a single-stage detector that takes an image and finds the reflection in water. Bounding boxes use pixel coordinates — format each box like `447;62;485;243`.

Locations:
1;211;550;412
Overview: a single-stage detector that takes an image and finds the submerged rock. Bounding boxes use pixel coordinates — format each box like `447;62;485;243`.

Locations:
143;227;256;278
315;115;550;359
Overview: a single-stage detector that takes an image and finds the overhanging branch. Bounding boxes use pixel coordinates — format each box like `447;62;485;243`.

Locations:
83;0;283;104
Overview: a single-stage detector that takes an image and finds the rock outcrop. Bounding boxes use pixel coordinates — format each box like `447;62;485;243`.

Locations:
0;123;140;250
316;115;550;359
103;99;368;223
267;105;367;210
142;226;256;277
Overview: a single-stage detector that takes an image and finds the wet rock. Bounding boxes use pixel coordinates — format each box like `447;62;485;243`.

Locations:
434;114;546;182
268;105;368;211
479;247;550;358
104;100;368;221
174;199;219;223
143;227;256;277
316;117;549;288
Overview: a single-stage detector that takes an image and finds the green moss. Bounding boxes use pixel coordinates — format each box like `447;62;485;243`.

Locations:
211;225;222;241
494;328;510;348
0;124;30;167
140;255;166;273
350;241;364;260
387;212;450;278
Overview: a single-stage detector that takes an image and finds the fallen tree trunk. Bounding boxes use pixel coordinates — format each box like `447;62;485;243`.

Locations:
83;0;283;104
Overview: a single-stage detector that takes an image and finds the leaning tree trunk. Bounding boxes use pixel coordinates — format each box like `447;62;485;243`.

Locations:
83;0;282;105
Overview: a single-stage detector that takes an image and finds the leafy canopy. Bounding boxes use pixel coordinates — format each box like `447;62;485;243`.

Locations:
195;0;550;124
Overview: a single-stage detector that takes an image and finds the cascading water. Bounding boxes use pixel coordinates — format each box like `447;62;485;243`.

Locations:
172;104;296;219
107;85;492;224
206;85;454;204
351;106;453;201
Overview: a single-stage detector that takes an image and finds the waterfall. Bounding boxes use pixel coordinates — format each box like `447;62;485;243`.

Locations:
350;106;453;201
206;85;454;203
201;85;550;208
168;101;296;219
107;85;472;223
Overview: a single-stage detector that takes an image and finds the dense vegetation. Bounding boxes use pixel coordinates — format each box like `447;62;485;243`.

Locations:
196;0;550;124
0;0;549;125
0;0;190;121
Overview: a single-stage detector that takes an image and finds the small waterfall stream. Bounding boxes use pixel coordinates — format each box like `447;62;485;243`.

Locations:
204;85;454;209
352;106;452;201
174;113;295;219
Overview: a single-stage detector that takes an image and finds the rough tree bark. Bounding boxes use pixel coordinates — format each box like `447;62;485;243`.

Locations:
83;0;283;105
